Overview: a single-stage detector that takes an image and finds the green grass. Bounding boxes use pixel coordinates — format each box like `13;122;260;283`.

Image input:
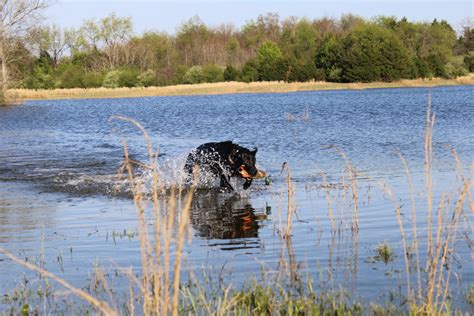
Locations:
375;242;395;264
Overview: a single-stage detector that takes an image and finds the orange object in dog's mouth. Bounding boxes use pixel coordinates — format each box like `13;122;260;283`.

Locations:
239;165;266;179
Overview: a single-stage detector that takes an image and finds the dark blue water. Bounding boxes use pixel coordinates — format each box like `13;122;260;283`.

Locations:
0;86;473;311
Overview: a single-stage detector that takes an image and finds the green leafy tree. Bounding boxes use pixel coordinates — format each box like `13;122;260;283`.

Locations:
226;37;241;66
223;65;240;81
136;69;156;87
240;59;259;82
426;53;446;77
454;26;474;55
24;50;55;89
56;63;85;88
183;66;205;84
102;69;121;88
171;65;189;85
256;40;287;81
82;71;104;88
315;35;343;81
118;67;140;87
8;13;469;89
340;25;410;82
202;64;224;83
286;58;319;82
444;56;468;78
401;19;457;78
280;18;318;60
464;52;474;72
6;40;35;88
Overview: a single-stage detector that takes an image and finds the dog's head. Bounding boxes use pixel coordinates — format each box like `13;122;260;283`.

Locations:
228;146;258;179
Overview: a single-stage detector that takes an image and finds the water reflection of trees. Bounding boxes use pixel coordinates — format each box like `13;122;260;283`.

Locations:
190;190;268;244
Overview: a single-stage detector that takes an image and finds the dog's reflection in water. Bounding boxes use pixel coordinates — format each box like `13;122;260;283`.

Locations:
190;190;269;250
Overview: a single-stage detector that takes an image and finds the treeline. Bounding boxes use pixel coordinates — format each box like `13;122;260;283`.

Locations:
8;13;474;89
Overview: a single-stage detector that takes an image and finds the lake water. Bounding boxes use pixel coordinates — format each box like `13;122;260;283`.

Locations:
0;86;473;311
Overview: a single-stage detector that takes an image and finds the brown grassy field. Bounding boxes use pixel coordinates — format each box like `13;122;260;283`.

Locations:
7;75;474;101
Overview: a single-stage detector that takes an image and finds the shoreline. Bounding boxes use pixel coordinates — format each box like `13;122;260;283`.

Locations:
7;75;473;101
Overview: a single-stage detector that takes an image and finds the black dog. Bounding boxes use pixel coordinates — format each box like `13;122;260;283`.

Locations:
184;141;258;191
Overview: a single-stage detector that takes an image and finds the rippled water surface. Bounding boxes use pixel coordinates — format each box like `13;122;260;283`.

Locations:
0;86;473;310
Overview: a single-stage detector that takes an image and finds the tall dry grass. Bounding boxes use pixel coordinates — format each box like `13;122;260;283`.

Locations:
0;247;117;315
313;95;472;313
8;75;474;101
363;96;472;313
112;116;197;316
395;95;473;313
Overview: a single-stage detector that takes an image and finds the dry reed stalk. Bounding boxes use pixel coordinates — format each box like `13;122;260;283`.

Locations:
455;74;474;85
424;94;435;272
0;247;117;315
332;146;359;231
127;268;135;316
95;266;118;311
435;149;471;309
285;112;296;121
285;167;295;238
171;189;194;316
113;116;198;315
321;172;336;231
451;148;474;215
121;141;154;312
275;189;285;237
161;187;176;314
301;106;310;121
284;236;298;284
397;153;422;302
426;194;448;309
415;99;472;313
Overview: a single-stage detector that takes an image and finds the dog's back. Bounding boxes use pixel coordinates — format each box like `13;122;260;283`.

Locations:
184;141;234;175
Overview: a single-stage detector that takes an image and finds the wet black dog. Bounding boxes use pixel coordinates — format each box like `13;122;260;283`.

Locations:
184;141;258;191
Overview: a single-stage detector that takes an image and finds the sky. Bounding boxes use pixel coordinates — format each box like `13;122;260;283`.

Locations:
45;0;473;34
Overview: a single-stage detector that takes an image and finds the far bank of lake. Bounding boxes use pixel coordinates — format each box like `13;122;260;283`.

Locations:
8;75;473;102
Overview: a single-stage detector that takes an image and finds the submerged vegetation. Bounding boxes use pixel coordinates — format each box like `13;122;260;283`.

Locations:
0;100;472;314
375;242;395;264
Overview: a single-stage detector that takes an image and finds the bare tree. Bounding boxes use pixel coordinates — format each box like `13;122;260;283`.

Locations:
79;13;133;69
35;24;71;67
0;0;50;104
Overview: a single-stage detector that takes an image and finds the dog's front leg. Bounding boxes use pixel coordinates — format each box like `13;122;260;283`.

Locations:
220;174;234;192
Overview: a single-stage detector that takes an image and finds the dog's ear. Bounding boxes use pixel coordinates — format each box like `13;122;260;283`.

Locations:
228;149;239;165
252;148;258;155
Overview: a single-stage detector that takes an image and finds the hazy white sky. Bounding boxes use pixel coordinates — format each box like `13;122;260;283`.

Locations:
46;0;473;34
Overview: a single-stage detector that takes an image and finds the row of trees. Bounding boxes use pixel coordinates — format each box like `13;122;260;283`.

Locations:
4;10;474;92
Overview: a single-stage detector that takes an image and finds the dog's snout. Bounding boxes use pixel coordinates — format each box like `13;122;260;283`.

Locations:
247;165;258;176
